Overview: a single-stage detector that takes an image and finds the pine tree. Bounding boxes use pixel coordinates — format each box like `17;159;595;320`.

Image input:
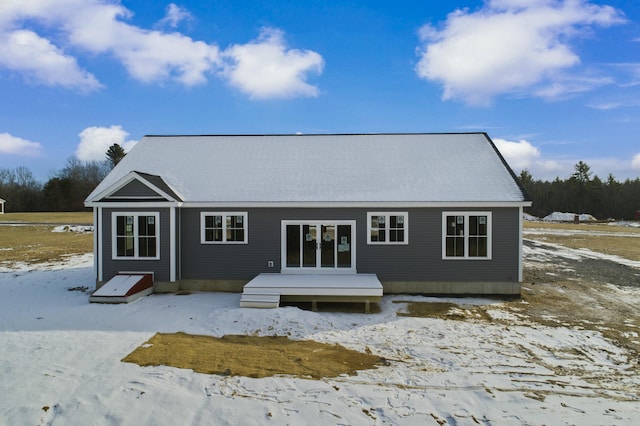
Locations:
106;143;126;168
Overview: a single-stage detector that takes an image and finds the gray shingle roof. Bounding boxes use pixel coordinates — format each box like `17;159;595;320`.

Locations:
86;133;529;204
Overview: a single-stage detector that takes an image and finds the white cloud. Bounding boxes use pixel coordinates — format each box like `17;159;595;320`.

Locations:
0;29;101;92
220;28;324;99
60;2;219;86
632;153;640;171
0;133;43;156
157;4;193;29
493;138;541;170
587;97;640;110
75;125;137;162
416;0;625;105
0;1;324;98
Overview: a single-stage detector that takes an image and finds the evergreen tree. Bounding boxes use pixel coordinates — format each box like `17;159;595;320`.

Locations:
106;143;126;168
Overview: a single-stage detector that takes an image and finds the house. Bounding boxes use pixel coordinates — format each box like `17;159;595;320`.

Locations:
0;197;5;214
84;133;531;299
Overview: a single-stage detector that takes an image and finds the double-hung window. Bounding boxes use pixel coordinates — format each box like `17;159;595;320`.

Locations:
112;212;159;260
442;212;491;259
367;212;408;244
201;212;248;244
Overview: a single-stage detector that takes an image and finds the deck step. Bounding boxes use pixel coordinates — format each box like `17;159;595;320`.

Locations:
239;292;281;309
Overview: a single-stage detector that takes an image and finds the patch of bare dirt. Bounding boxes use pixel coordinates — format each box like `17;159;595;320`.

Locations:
123;332;387;379
394;237;640;376
519;243;640;363
395;301;492;322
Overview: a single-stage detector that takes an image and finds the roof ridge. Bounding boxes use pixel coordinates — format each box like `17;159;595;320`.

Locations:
143;132;488;138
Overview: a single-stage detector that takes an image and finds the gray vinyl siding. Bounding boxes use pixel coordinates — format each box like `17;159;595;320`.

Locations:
179;207;520;282
180;208;281;280
110;180;160;198
101;207;172;282
358;208;520;282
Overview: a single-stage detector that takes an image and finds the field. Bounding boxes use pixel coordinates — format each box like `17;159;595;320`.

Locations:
0;216;639;424
0;212;93;265
524;220;640;262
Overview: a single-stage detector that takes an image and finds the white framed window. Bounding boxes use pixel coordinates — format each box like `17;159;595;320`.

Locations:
442;212;492;259
201;212;248;244
112;212;160;260
367;212;408;244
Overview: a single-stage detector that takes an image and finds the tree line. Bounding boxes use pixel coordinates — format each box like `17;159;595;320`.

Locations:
1;150;639;219
518;161;640;220
0;144;125;212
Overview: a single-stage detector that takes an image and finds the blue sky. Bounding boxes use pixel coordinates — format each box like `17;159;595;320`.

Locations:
1;0;639;182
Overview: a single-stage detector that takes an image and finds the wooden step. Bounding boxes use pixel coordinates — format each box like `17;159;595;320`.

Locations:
239;293;280;308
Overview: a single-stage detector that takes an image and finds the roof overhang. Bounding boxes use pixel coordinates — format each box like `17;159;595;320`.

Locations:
177;201;533;208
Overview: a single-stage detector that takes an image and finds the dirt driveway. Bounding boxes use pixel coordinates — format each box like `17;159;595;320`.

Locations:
520;237;640;364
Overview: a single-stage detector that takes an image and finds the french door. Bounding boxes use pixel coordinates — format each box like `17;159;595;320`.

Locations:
281;221;355;272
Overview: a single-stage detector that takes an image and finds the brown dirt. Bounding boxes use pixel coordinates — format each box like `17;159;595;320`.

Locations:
122;332;387;379
395;226;640;374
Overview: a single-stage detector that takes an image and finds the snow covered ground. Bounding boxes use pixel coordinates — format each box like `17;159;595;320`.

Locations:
1;253;639;425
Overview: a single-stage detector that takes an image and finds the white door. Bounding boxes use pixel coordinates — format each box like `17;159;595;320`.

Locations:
281;221;355;272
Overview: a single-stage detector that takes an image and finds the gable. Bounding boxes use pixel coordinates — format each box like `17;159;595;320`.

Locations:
109;179;164;199
90;171;182;203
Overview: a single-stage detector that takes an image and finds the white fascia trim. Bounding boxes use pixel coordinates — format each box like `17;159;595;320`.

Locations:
97;207;103;281
86;201;182;208
518;206;524;282
170;207;176;282
94;207;100;281
183;201;531;208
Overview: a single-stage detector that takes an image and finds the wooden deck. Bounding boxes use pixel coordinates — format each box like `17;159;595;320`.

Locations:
240;273;383;312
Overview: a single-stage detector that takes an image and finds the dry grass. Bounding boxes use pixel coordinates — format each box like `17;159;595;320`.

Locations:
0;212;92;224
524;220;640;234
0;213;93;265
530;234;640;261
123;332;386;379
524;221;640;261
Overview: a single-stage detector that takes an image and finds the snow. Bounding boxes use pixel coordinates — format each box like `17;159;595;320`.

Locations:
543;212;596;222
526;212;640;227
1;254;639;424
51;225;94;233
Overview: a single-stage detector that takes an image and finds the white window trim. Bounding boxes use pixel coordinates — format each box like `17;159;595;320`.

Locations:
200;212;248;244
441;211;492;260
111;212;160;260
366;212;409;245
